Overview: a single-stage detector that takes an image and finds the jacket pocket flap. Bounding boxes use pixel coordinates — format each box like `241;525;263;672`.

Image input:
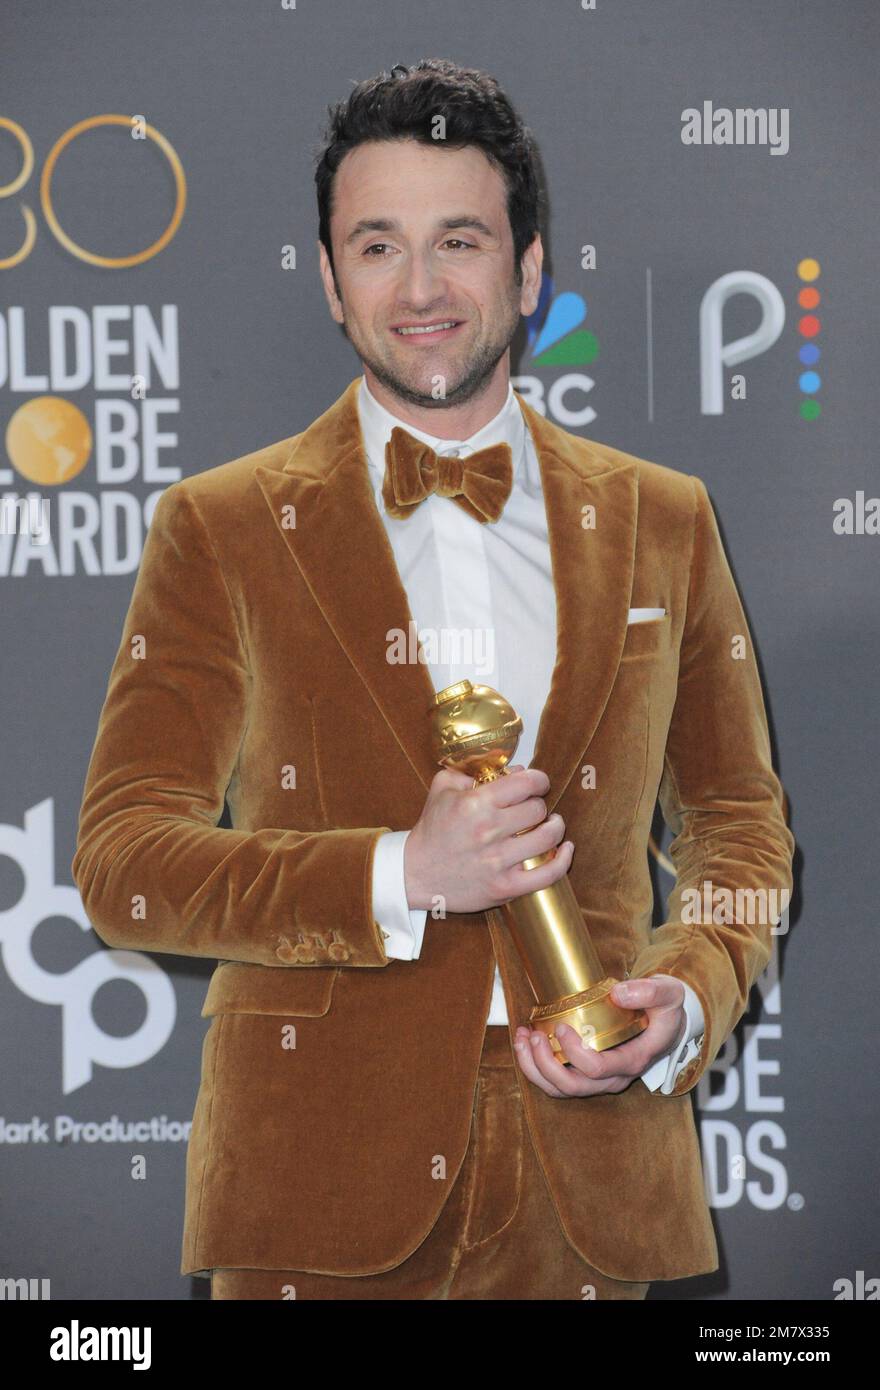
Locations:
201;962;338;1018
619;612;671;660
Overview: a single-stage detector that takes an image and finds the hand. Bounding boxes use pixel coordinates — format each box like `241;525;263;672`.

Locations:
512;974;688;1097
404;764;574;914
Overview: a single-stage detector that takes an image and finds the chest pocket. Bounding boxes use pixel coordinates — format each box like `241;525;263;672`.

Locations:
618;613;671;662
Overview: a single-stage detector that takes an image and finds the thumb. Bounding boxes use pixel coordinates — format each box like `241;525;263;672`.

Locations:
611;978;652;1009
612;975;683;1010
433;766;478;792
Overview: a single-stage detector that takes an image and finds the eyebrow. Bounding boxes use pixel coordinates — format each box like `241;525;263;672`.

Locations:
343;215;497;248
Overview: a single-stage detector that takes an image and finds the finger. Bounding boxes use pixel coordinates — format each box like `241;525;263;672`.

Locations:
556;1023;651;1080
495;796;555;839
433;766;481;792
495;810;564;864
528;1029;627;1096
488;766;551;807
561;1005;689;1082
611;975;684;1012
525;1029;605;1097
473;794;553;847
503;840;574;895
512;1029;568;1098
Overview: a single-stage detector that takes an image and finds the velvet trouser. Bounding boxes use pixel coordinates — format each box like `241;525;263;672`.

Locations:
211;1025;651;1301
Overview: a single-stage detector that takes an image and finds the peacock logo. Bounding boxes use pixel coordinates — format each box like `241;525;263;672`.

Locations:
514;276;600;426
524;276;599;369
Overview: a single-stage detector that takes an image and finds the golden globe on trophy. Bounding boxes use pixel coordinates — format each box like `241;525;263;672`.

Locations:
427;680;648;1060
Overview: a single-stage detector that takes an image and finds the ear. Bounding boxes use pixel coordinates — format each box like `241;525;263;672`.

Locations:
317;241;344;324
519;233;544;318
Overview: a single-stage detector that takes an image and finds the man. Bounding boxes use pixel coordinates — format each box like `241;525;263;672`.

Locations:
72;59;795;1300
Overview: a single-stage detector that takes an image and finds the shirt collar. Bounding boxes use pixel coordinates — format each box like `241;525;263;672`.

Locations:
357;373;528;493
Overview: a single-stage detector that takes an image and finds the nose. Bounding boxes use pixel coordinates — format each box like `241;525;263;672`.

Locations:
395;247;449;310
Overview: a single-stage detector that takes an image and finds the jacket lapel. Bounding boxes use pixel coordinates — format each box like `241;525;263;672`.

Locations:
254;377;639;814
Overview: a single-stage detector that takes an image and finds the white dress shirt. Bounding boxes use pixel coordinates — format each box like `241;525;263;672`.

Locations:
357;374;703;1094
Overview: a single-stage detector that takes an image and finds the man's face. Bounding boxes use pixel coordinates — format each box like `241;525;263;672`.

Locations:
318;138;542;409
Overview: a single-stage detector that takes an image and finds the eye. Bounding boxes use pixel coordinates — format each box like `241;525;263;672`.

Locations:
362;239;476;257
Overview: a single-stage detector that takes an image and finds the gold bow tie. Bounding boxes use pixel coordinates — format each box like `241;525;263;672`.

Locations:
382;425;513;524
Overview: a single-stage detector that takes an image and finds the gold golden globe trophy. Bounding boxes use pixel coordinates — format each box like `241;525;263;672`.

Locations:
427;680;648;1061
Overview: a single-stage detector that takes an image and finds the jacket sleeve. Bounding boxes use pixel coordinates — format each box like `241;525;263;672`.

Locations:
627;475;795;1095
71;479;392;969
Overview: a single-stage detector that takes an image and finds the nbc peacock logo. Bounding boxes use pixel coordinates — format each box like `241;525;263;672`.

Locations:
513;275;600;426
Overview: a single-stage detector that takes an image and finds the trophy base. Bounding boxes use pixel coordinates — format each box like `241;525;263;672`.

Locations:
529;979;648;1058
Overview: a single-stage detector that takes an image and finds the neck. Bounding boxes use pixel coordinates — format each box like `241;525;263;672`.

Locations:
362;357;510;440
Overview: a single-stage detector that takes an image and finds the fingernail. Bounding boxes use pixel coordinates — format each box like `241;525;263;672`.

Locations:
530;1033;542;1046
617;984;632;1002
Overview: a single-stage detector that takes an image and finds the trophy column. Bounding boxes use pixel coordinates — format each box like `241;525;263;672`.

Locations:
428;680;648;1057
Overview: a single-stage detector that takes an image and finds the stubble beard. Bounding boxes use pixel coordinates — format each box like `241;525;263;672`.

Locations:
338;283;522;412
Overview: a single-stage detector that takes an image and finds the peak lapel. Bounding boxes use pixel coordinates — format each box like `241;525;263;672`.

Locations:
254;379;639;815
254;379;440;793
512;394;639;812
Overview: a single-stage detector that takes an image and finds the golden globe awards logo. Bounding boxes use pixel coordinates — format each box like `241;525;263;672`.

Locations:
650;812;794;1213
0;113;186;575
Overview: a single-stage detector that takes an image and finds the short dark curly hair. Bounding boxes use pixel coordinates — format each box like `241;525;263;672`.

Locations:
314;58;544;288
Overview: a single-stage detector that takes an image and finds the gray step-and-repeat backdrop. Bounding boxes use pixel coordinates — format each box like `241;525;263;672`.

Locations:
1;1;877;1301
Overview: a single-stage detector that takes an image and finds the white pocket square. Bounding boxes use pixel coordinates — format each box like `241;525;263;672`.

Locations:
627;607;666;624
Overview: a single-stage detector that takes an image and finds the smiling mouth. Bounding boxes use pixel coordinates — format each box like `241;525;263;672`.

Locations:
392;320;463;339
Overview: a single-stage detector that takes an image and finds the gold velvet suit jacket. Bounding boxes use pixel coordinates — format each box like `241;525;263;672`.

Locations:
71;376;795;1283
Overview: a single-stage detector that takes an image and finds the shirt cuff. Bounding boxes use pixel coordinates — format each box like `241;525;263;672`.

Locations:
640;979;705;1095
371;830;428;961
